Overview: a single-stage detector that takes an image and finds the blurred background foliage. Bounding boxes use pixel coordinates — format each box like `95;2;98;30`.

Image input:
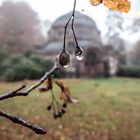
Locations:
0;49;65;81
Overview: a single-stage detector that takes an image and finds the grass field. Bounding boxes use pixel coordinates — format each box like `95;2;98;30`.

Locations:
0;78;140;140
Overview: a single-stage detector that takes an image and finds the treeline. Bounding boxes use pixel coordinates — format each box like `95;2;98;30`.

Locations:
0;49;64;81
0;1;45;53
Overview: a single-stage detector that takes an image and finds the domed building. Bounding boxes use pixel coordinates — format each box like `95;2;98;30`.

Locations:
42;11;102;54
40;11;118;77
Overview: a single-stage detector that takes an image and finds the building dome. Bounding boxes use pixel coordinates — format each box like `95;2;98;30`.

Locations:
42;11;103;54
52;11;97;28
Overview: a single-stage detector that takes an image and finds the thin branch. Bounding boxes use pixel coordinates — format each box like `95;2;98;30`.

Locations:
0;85;26;101
63;0;77;50
0;110;47;134
63;15;73;50
71;16;79;46
0;62;58;101
71;0;79;46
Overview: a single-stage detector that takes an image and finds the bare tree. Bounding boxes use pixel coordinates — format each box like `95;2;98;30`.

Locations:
105;11;124;37
0;1;44;53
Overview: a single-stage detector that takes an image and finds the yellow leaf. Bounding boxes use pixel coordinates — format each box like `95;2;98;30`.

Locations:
90;0;131;13
103;0;131;13
90;0;102;6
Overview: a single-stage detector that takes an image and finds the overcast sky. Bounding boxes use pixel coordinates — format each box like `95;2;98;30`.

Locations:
0;0;108;30
0;0;140;42
1;0;140;26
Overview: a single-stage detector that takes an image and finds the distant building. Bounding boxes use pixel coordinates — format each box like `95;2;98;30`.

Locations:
39;11;118;77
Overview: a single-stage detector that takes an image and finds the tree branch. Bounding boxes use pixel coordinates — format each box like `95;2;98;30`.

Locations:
0;62;59;134
0;62;58;101
0;110;46;134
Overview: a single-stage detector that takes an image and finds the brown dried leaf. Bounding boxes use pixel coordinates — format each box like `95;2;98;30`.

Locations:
60;87;80;103
46;76;53;89
103;0;131;13
39;87;50;92
55;80;64;90
60;87;70;101
90;0;102;6
39;77;53;93
55;80;79;103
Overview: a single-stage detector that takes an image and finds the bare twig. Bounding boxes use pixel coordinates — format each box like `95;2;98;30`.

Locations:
0;85;26;101
0;110;46;134
63;0;78;50
0;62;58;101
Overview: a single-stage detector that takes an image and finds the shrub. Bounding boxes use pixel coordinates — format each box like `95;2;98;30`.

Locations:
29;55;54;72
29;55;65;78
2;56;43;81
0;54;64;81
117;65;140;78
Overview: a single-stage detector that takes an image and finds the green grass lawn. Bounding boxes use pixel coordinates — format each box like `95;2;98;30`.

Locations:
0;78;140;140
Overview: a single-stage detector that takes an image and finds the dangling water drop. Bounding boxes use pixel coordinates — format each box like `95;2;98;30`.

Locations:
63;64;69;68
58;50;70;68
76;55;84;61
75;46;84;60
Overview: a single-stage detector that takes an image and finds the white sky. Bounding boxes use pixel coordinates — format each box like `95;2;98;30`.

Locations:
0;0;140;41
0;0;108;30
